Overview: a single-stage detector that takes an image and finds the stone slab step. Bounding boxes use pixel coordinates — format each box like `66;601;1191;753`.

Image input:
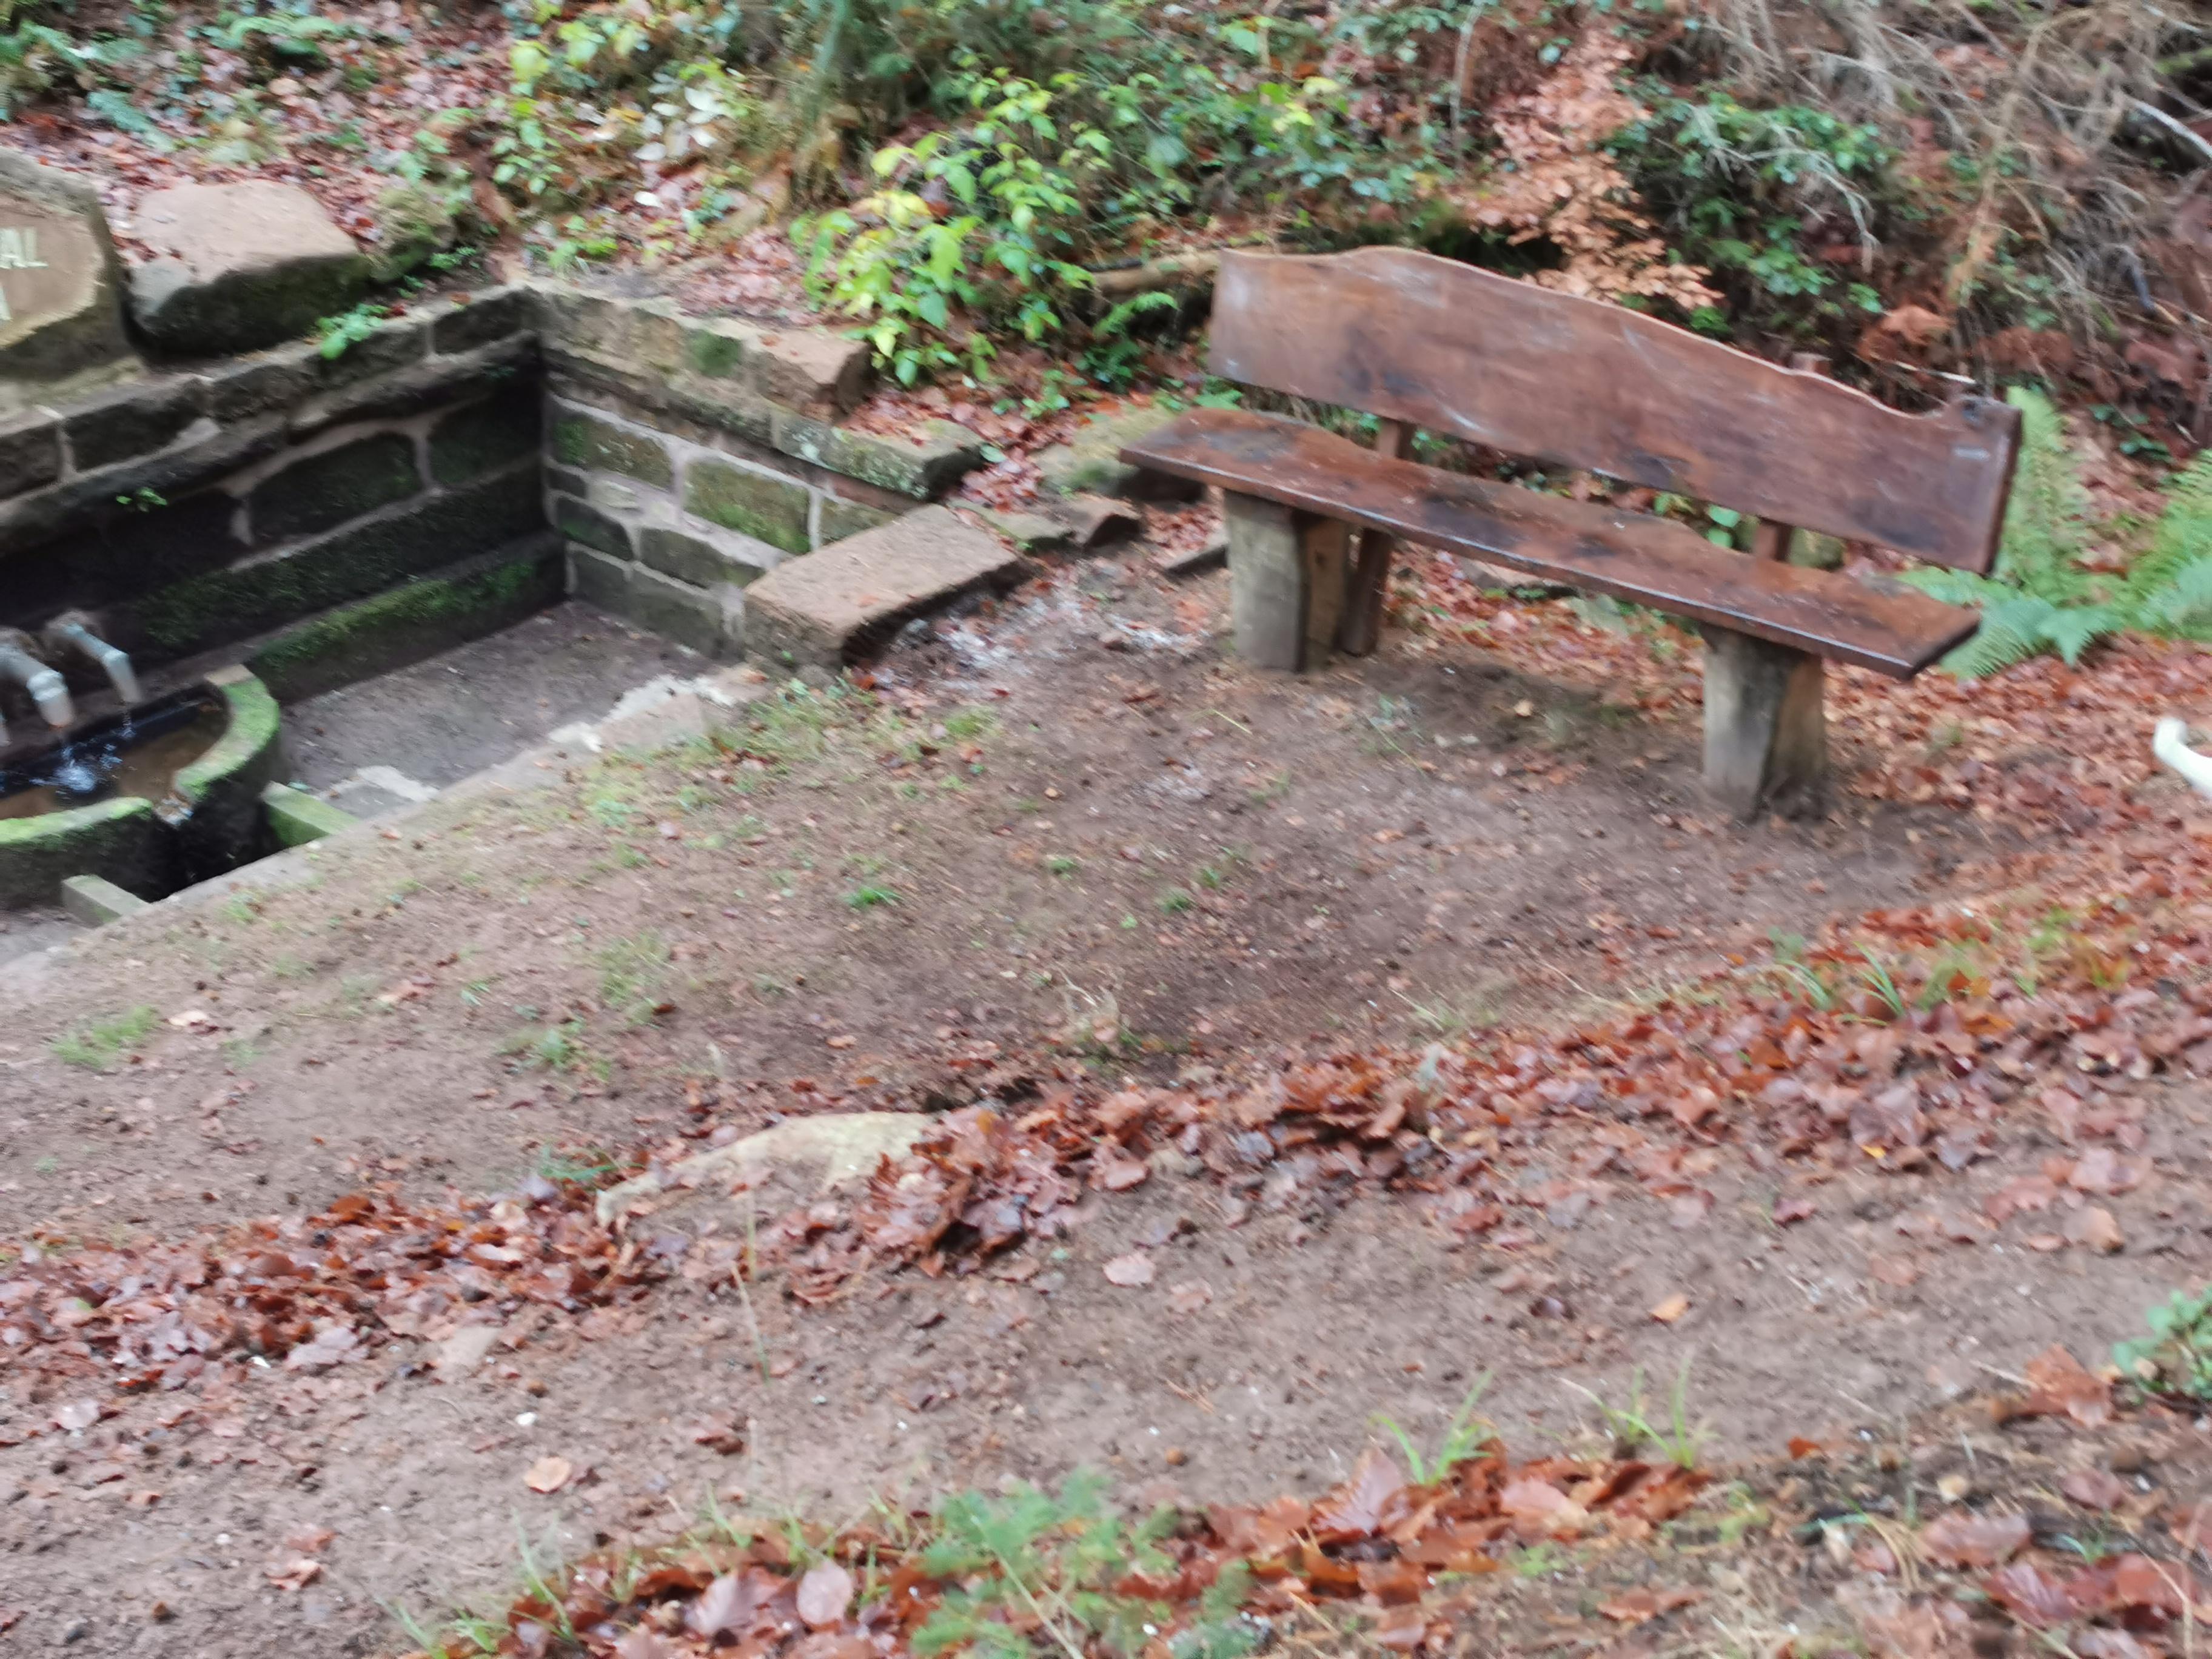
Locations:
742;506;1026;671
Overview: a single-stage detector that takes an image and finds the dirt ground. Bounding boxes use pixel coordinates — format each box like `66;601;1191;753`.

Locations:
0;546;2201;1657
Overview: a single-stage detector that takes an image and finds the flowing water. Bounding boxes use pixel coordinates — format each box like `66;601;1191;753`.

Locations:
0;694;226;823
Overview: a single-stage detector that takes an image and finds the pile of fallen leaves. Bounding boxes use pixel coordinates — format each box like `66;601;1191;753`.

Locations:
0;1171;649;1435
411;1438;1706;1658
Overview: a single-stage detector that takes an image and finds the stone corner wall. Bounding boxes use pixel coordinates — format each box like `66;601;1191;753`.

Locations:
0;275;988;727
529;285;985;661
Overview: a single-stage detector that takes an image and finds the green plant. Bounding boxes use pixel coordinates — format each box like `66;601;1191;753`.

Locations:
211;7;363;71
1610;91;1895;331
803;72;1103;384
315;301;388;360
1157;886;1195;915
1907;392;2212;675
52;1005;157;1070
1372;1377;1496;1484
1046;854;1080;876
845;883;900;909
913;1470;1205;1659
1571;1361;1709;1470
597;931;671;1026
2117;1285;2212;1400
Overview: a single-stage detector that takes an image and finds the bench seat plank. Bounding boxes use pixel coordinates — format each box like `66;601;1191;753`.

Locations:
1122;407;1979;679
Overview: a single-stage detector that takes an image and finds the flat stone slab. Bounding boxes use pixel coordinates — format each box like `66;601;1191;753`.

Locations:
60;873;148;927
742;506;1025;669
0;152;135;404
128;181;368;356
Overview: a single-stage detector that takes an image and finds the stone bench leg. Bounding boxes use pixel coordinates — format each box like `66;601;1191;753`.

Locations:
1222;492;1350;672
1702;628;1827;819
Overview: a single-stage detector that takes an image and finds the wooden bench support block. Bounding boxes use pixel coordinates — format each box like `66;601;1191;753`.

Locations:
1222;491;1349;672
1703;629;1827;820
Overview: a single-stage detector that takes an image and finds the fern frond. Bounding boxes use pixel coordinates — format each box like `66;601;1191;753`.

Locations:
2037;603;2124;665
1903;566;2009;606
1942;595;2057;679
1989;387;2093;602
2133;552;2212;640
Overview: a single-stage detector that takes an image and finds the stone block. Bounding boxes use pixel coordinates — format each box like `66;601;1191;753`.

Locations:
306;315;431;392
246;540;563;702
62;378;203;471
260;782;358;847
431;285;528;354
198;347;316;423
250;432;421;545
553;495;633;558
971;507;1072;554
123;464;540;660
683;317;754;380
743;506;1024;669
817;494;898;545
1701;628;1828;820
685;456;810;554
0;150;136;403
289;335;529;438
640;526;769;591
0;796;170;909
1158;528;1228;578
534;287;685;377
624;561;728;657
1044;405;1203;502
749;326;871;414
1066;494;1141;551
429;384;541;486
0;489;244;626
128;181;371;356
0;409;62;496
773;409;980;500
173;671;286;881
61;873;150;925
551;405;672;486
568;544;632;610
0;412;286;558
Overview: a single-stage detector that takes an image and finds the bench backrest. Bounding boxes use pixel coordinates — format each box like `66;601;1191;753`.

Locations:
1207;247;2020;574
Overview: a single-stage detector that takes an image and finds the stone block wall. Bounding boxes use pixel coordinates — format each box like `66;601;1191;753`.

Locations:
0;275;990;741
0;285;545;725
534;286;983;660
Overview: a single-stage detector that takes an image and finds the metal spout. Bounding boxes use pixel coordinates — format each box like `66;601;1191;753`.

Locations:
44;616;142;708
0;633;72;730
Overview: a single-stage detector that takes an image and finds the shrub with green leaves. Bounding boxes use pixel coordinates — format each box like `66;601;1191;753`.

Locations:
1609;92;1897;333
1905;389;2212;676
802;72;1104;384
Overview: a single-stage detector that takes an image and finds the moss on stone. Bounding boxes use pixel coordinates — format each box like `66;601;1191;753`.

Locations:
250;432;423;545
247;546;562;701
130;465;541;659
551;408;673;486
261;782;358;848
0;795;168;908
684;457;809;554
429;387;541;486
817;495;897;545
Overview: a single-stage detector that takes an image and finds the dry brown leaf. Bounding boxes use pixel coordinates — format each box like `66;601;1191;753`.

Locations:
796;1561;854;1629
1649;1293;1689;1324
1919;1509;2029;1567
525;1455;574;1494
1102;1252;1156;1287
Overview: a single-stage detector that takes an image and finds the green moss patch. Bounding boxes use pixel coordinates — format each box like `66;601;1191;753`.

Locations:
248;544;563;702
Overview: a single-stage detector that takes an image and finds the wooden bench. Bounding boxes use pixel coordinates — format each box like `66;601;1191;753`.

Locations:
1120;248;2022;819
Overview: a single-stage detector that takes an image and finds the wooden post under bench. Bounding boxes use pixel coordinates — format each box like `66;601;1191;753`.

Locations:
1221;493;1350;673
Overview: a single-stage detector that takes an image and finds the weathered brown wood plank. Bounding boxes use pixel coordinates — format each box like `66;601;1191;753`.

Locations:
1122;407;1980;679
1207;248;2020;573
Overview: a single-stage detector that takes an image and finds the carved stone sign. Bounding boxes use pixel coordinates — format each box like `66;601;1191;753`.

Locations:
0;150;134;401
